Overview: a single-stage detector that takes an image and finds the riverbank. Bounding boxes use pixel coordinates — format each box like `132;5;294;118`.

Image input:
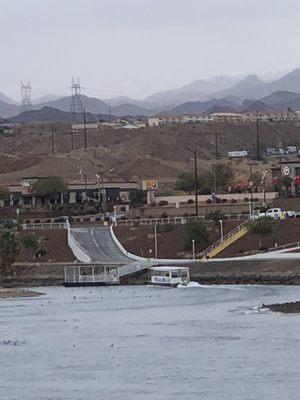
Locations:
121;259;300;285
0;288;43;299
3;258;300;287
264;301;300;314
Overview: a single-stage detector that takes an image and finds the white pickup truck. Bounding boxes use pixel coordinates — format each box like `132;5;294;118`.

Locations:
253;208;285;220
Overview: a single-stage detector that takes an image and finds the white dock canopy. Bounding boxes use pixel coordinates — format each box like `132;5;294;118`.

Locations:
64;265;119;286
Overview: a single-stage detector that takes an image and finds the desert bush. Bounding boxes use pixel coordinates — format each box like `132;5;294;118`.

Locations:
158;200;169;206
157;224;174;234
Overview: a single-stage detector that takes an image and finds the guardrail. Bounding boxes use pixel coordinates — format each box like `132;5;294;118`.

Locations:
116;214;248;227
268;242;300;252
22;222;67;230
197;219;249;259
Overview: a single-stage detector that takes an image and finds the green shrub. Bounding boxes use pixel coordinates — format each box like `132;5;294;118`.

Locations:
184;220;209;251
157;224;174;233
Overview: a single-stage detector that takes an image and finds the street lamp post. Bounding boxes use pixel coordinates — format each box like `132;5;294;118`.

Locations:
192;239;195;260
261;170;267;208
96;174;101;215
154;225;158;260
219;220;223;242
113;205;117;227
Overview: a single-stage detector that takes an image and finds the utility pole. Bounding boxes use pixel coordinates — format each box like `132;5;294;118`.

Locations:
71;128;74;150
256;110;260;161
83;107;87;149
248;162;255;215
213;165;217;199
214;121;218;159
51;124;55;155
194;149;199;216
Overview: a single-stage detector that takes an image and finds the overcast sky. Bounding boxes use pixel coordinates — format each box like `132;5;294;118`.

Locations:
1;0;300;100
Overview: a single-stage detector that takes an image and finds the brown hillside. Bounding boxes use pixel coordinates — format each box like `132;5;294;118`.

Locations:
1;121;299;185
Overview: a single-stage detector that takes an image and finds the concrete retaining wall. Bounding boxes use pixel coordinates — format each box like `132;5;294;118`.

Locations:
66;221;91;263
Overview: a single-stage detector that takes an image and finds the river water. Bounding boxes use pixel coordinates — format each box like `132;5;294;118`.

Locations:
1;284;300;400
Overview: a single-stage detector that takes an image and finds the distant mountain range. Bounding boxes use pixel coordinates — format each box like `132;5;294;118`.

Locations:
3;68;300;121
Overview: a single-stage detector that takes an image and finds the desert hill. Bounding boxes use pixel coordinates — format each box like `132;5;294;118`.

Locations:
0;122;299;187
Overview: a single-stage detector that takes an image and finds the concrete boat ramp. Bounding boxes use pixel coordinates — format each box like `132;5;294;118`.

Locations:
66;227;157;285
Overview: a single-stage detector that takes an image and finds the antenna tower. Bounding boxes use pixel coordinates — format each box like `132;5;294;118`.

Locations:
70;77;83;113
20;81;32;111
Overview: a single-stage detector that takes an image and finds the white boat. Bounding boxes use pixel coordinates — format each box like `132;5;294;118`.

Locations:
149;266;190;287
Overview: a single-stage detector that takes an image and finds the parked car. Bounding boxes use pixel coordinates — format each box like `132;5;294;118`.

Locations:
54;216;69;223
253;208;285;220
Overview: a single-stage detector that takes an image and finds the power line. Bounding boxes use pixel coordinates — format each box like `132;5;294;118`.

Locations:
70;77;83;114
20;81;32;112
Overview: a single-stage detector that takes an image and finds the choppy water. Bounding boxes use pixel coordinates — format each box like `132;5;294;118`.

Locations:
1;284;300;400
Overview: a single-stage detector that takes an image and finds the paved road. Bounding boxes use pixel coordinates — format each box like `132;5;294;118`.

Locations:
70;227;130;263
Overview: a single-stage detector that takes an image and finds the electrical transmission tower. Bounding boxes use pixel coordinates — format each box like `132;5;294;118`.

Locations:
20;81;32;111
70;77;83;113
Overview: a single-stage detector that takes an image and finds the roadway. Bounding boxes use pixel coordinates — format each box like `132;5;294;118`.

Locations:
70;227;130;263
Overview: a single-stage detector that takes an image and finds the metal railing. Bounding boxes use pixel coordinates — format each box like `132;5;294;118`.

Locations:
116;214;248;227
268;242;300;252
197;219;250;258
22;222;68;230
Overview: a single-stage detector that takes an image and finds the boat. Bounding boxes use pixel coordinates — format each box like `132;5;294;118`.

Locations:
149;266;190;287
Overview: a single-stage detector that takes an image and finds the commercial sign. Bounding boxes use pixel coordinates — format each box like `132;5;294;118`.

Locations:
142;179;158;191
227;151;248;158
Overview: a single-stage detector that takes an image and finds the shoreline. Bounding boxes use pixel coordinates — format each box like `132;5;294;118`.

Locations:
264;301;300;314
0;288;43;300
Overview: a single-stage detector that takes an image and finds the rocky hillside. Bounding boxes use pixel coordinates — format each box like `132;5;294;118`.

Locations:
0;121;299;186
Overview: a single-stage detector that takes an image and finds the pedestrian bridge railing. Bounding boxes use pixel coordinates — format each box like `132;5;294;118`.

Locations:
268;242;300;252
197;219;250;259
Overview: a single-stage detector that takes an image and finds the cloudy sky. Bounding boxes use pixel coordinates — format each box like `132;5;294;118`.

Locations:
1;0;300;100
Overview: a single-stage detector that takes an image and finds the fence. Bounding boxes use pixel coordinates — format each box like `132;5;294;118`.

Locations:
116;214;248;227
268;242;300;252
22;222;67;230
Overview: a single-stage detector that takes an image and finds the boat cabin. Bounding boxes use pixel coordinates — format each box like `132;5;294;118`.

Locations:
149;266;190;287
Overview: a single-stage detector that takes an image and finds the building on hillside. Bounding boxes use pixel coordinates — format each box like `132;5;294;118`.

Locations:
0;125;14;135
71;123;99;132
132;120;147;129
271;160;300;196
210;113;244;123
3;177;140;208
120;123;138;130
148;117;160;127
